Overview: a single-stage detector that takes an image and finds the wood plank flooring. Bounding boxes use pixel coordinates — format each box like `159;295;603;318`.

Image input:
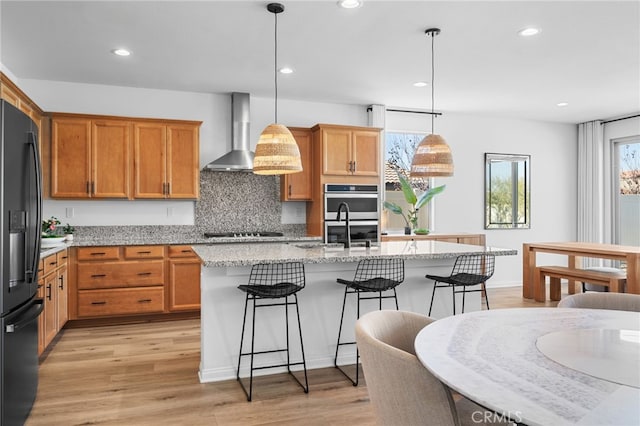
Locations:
26;286;559;426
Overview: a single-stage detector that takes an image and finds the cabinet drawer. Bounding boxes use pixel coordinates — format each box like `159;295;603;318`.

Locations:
43;254;59;276
77;287;164;317
124;245;164;259
77;260;165;289
37;259;44;277
57;249;69;266
168;245;197;258
77;246;120;261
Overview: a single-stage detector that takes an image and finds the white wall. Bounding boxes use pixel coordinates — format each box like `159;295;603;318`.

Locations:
386;111;578;286
17;78;367;226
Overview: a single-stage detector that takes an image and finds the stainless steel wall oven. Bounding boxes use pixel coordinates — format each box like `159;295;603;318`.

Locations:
323;184;379;244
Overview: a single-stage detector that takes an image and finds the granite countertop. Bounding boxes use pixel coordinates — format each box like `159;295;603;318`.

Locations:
40;243;73;258
192;240;518;267
69;234;321;247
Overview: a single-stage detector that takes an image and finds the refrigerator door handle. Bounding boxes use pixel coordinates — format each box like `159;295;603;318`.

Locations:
5;299;44;333
26;131;42;282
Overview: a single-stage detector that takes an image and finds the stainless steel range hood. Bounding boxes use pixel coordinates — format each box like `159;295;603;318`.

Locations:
205;92;254;171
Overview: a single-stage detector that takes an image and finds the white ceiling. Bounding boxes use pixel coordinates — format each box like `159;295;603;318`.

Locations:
1;1;638;124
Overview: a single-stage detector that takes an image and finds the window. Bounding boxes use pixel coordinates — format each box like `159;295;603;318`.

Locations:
614;139;640;246
384;132;431;230
484;153;530;229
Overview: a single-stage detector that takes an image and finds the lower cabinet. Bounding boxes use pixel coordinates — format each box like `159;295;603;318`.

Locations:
168;245;201;312
71;245;201;322
38;248;69;356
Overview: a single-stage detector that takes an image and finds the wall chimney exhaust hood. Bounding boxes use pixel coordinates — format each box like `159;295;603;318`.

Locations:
205;92;254;171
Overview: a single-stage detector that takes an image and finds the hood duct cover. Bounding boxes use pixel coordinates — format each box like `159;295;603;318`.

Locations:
205;92;254;171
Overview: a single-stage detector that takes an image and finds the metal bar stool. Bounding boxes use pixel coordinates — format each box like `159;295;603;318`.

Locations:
427;254;495;316
236;262;309;401
334;258;405;386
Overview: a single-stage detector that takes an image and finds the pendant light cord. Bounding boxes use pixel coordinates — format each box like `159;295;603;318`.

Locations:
430;31;435;134
274;10;279;123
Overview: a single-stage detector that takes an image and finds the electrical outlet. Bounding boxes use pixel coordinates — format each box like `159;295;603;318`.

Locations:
167;207;174;217
65;207;74;218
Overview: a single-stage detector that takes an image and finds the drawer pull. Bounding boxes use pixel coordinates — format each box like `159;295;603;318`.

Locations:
90;252;106;256
91;274;107;278
137;251;152;254
49;261;57;266
181;250;192;253
138;299;152;303
91;301;107;305
137;272;152;276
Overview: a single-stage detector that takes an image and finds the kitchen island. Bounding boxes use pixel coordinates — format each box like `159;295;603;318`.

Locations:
193;240;517;383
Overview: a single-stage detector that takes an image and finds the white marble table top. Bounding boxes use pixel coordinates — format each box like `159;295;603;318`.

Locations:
415;308;640;426
193;240;516;267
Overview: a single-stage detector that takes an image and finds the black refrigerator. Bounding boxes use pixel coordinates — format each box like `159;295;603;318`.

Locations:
0;100;43;425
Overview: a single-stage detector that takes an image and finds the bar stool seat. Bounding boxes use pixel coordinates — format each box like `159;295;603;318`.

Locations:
427;254;495;316
237;262;309;401
334;258;405;386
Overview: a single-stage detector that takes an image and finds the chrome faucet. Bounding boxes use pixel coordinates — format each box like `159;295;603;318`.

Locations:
336;202;351;248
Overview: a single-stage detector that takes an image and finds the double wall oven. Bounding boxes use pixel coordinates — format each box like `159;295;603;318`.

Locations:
324;184;379;244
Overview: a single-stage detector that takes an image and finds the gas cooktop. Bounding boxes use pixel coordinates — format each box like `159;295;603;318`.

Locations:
204;231;285;238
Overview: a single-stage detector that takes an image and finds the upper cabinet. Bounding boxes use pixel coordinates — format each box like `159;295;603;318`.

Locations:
133;122;199;199
0;73;44;134
280;127;312;201
313;124;380;177
50;114;201;200
51;116;130;198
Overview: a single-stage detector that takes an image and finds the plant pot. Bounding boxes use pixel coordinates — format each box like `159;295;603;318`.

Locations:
65;234;74;241
41;236;66;247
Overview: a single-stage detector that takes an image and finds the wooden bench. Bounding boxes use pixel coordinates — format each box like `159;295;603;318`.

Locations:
535;266;626;302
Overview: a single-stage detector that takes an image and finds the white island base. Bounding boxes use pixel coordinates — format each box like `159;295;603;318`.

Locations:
199;256;484;383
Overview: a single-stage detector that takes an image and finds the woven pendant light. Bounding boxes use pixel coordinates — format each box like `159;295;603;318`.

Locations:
253;3;302;175
410;28;453;178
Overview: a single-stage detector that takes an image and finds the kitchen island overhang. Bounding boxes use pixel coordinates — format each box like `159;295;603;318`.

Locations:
193;241;517;384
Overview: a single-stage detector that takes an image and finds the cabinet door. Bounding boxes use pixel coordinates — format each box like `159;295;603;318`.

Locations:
51;118;92;198
37;279;45;355
92;120;131;198
168;258;201;312
281;128;312;201
167;124;199;199
352;130;379;176
57;266;68;330
133;122;167;198
43;272;58;348
322;128;352;176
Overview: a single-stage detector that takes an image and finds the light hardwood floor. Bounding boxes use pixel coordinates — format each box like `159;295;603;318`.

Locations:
26;286;559;426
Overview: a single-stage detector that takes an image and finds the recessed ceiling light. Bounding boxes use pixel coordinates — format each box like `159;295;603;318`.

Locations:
337;0;362;9
518;27;540;37
279;67;294;74
413;81;428;87
112;48;131;56
557;102;569;107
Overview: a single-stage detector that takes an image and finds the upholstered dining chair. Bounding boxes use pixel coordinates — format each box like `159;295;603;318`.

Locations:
355;310;510;426
557;292;640;312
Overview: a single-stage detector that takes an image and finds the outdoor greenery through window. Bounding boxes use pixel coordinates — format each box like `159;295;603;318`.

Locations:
384;132;431;231
484;153;530;229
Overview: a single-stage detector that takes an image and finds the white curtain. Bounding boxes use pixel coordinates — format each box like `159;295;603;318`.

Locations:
577;120;606;264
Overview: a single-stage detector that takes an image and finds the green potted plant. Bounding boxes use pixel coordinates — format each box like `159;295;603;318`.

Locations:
383;170;445;235
63;223;75;241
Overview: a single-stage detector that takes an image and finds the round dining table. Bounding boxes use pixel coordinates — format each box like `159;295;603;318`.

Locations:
415;307;640;426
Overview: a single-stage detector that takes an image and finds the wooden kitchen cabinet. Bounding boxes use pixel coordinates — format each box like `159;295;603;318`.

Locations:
313;124;380;177
51;116;131;199
38;248;69;355
133;121;200;199
167;246;201;312
70;245;201;322
280;127;312;201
